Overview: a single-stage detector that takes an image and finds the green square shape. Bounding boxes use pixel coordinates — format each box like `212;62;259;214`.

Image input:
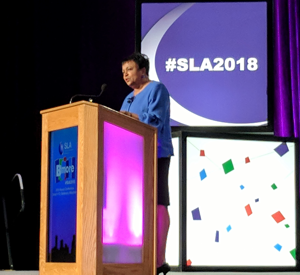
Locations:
285;224;290;228
271;183;277;190
290;248;296;260
223;159;234;174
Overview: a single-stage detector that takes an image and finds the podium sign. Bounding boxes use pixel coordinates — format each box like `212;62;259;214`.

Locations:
40;102;157;275
48;127;78;262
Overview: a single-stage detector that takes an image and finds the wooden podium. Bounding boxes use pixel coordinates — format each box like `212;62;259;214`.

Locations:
40;101;157;275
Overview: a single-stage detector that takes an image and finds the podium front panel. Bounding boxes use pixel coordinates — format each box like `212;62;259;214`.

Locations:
102;122;144;263
98;105;157;275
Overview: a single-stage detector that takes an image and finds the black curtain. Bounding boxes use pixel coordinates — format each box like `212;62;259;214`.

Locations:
1;0;135;270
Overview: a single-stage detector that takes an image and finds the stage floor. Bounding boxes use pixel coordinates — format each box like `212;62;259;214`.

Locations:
1;272;300;275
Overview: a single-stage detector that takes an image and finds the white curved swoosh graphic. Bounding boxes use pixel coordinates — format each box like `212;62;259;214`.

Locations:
141;3;267;127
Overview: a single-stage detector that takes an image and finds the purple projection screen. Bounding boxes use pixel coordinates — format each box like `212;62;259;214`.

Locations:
102;122;144;263
139;1;269;127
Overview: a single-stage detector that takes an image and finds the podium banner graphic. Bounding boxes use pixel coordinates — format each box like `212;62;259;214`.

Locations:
48;126;78;262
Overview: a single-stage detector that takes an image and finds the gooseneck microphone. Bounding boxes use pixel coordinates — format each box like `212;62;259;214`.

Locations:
69;83;107;104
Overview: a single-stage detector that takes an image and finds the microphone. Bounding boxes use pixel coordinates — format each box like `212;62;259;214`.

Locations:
69;83;107;104
127;96;134;104
12;174;25;213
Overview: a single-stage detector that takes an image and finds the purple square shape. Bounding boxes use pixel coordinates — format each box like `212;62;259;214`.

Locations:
274;143;289;157
192;208;201;220
215;231;219;242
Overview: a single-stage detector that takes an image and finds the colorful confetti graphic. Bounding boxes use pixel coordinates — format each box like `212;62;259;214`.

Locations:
199;169;207;181
271;183;278;190
222;159;234;174
274;244;282;251
272;211;285;223
290;249;296;260
215;231;219;242
245;204;253;216
192;208;201;220
274;142;289;156
185;137;296;266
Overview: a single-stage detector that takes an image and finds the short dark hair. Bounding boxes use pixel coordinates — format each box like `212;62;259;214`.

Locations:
122;52;150;76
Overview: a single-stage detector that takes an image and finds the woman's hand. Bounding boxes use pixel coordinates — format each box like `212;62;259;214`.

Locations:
120;110;139;120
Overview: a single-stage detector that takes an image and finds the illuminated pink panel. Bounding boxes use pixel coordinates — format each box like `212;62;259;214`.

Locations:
102;122;144;263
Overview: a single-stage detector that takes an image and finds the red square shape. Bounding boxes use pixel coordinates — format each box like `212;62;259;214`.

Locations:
272;211;285;223
245;204;252;216
200;150;205;156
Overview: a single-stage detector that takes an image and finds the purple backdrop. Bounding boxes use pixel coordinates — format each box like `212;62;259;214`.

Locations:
274;0;300;138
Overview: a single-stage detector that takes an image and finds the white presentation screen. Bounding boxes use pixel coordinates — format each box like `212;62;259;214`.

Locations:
166;137;180;265
186;136;297;266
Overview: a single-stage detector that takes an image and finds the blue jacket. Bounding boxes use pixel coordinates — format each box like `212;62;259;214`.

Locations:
120;81;174;158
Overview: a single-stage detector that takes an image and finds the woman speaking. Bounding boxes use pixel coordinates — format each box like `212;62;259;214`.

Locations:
120;53;173;275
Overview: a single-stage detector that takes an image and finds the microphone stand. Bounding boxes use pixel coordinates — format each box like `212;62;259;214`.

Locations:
2;173;25;270
69;84;107;104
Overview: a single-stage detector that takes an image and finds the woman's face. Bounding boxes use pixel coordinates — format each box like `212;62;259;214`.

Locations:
122;60;145;89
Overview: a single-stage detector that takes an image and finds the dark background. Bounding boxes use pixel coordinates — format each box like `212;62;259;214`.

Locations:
1;0;135;270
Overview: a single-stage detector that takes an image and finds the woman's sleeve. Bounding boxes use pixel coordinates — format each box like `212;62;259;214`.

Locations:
138;83;170;131
120;96;128;111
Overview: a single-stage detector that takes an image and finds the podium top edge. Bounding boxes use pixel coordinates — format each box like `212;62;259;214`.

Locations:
40;100;99;114
40;100;157;132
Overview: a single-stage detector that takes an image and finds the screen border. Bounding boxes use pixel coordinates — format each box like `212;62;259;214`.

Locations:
172;130;299;271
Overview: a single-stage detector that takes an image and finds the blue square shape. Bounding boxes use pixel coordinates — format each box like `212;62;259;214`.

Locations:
200;169;207;181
